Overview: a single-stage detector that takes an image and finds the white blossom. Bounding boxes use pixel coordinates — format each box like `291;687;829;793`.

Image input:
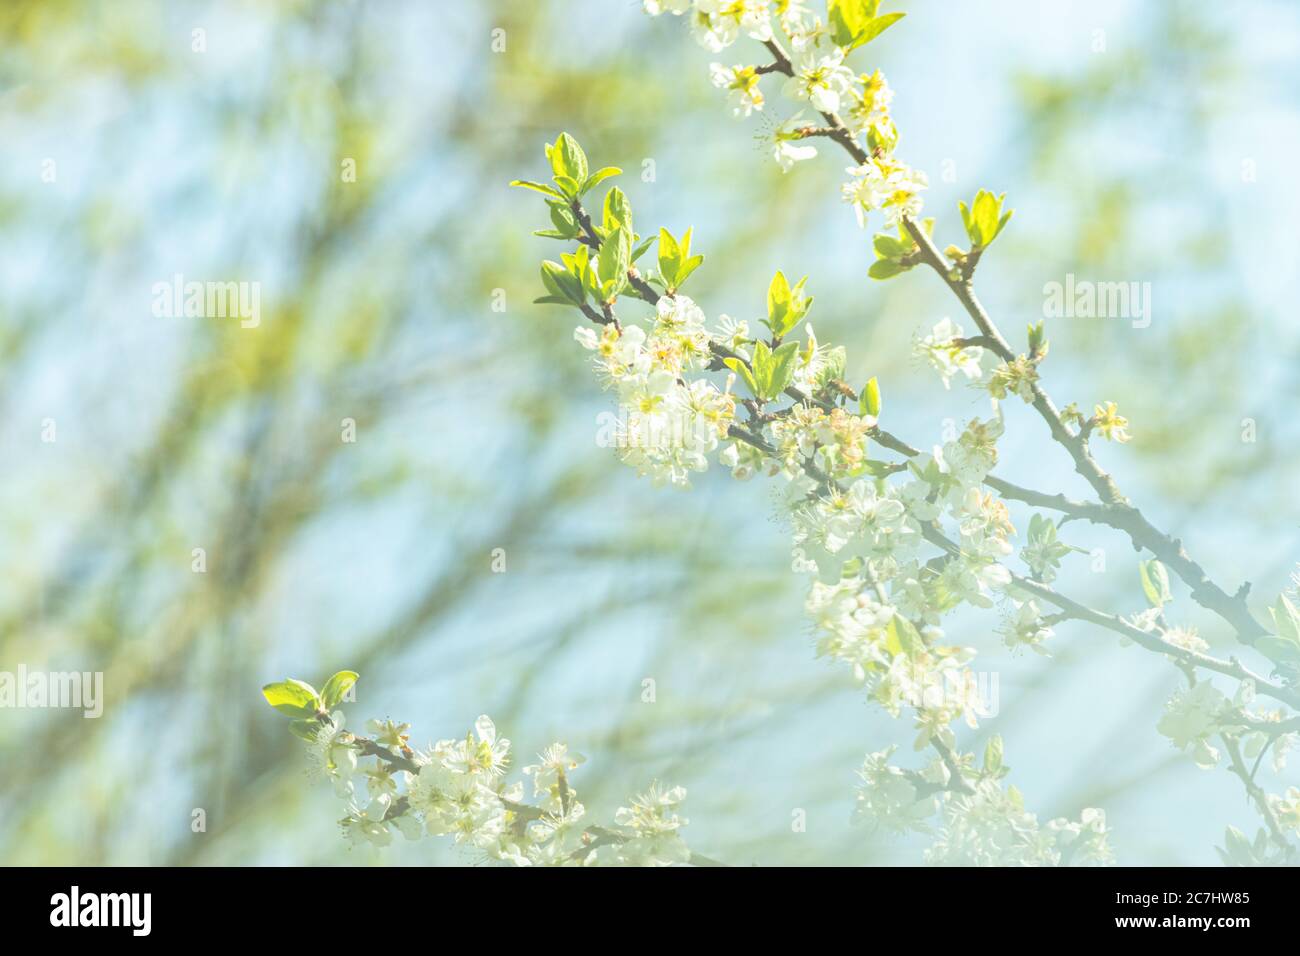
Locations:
709;62;765;116
914;318;983;390
784;47;854;114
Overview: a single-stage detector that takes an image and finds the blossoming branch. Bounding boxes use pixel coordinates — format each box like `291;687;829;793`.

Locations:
266;0;1299;866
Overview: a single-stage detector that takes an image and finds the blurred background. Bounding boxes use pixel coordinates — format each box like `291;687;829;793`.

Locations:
1;0;1297;865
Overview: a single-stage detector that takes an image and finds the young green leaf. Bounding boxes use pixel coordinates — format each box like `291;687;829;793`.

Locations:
540;260;584;306
764;271;811;338
885;614;923;659
1269;594;1300;643
873;234;909;259
868;258;905;280
1217;825;1260;867
960;190;1013;248
655;227;703;291
861;376;882;417
1139;558;1172;607
723;357;759;397
852;11;905;48
983;734;1004;774
534;201;580;242
750;339;774;395
828;0;881;47
973;190;1001;245
548;132;588;189
602;186;632;233
766;270;791;331
675;253;704;288
669;227;704;290
1027;320;1047;355
510;179;565;200
581;166;621;195
766;341;802;399
552;174;580;199
814;344;847;388
320;670;359;710
631;234;656;263
596;226;631;300
564;245;601;303
658;228;682;286
261;678;321;718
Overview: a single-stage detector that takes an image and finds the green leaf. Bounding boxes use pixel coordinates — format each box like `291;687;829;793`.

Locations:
1139;558;1172;608
661;227;702;289
320;670;359;710
723;357;759;397
1269;594;1300;643
962;190;1012;248
861;376;882;417
973;190;1001;245
852;12;905;48
828;0;881;47
746;338;804;401
596;226;631;299
658;228;682;286
1028;512;1058;545
885;615;923;658
1027;320;1046;354
766;270;791;330
541;260;583;305
548;132;588;188
602;186;632;233
581;166;621;195
750;339;774;395
873;234;909;259
767;341;801;399
547;201;580;238
564;245;602;302
764;271;810;338
884;617;903;656
631;234;656;263
983;734;1004;774
1218;825;1257;867
675;254;704;288
995;208;1014;241
261;679;320;718
510;179;564;200
868;258;905;280
814;344;847;387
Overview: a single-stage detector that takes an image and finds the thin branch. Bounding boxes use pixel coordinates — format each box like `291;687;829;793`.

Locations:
355;735;728;865
916;524;1300;710
762;38;868;166
752;28;1270;647
900;215;1266;643
1222;734;1295;854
